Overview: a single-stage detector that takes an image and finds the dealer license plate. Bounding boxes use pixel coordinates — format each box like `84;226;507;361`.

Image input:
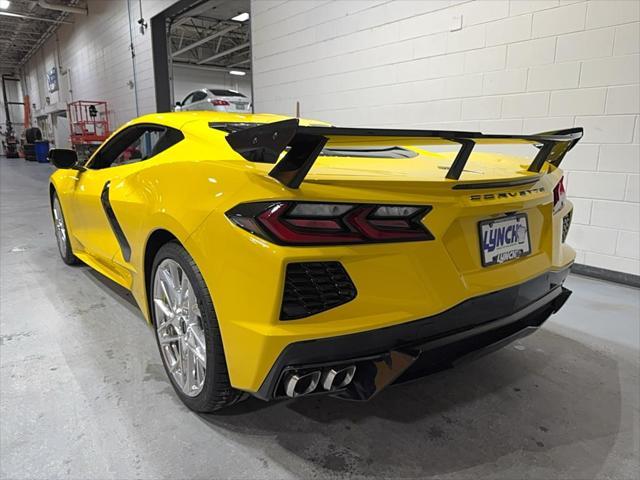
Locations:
479;214;531;266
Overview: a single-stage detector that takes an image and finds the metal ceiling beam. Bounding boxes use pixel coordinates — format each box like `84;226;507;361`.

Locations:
0;23;48;34
172;1;225;27
0;38;41;43
37;0;87;15
0;11;73;24
0;30;43;38
0;31;44;38
171;20;239;33
171;23;238;58
18;0;77;67
0;42;37;49
170;28;246;39
196;41;249;65
228;58;251;67
173;61;248;73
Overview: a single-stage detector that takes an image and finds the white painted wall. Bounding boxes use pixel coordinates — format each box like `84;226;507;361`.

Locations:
252;0;640;275
172;65;252;105
21;0;174;135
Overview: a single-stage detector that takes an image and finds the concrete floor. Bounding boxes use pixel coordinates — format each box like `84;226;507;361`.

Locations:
1;157;639;480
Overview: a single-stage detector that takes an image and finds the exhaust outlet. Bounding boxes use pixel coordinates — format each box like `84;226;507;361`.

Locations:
283;370;321;398
321;365;357;391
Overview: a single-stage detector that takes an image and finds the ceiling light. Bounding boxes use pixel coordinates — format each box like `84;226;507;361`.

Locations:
0;1;12;10
229;70;246;76
0;10;72;23
231;12;249;22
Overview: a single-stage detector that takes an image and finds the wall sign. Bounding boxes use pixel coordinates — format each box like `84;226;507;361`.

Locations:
47;67;58;93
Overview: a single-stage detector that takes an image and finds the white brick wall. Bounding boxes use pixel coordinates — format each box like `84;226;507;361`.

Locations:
252;0;640;276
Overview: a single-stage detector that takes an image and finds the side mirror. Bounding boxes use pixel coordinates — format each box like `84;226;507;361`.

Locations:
49;148;79;169
175;101;182;107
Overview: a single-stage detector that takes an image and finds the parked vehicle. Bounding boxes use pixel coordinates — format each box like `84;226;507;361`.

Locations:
175;88;251;113
48;111;582;412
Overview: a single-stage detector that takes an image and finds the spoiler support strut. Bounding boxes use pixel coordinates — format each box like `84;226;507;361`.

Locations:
222;119;583;189
445;138;475;181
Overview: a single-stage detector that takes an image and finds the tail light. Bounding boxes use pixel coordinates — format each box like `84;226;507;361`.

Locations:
226;201;433;245
553;176;566;214
211;99;230;106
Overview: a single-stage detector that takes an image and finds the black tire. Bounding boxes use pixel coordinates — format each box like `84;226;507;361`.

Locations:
151;241;241;412
25;127;42;144
24;144;36;161
51;192;80;265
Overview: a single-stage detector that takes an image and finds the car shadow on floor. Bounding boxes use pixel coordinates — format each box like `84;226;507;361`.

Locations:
198;329;624;478
52;259;625;478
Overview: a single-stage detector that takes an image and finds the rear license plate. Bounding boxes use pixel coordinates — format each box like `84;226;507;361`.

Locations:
234;103;248;109
479;214;531;266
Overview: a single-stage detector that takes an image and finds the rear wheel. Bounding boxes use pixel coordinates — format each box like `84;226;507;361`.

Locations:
51;192;79;265
151;242;241;412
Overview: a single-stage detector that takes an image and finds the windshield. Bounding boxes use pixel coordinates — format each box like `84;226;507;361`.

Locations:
208;89;246;97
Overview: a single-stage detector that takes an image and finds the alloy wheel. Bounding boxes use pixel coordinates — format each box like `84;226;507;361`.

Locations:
153;259;207;397
52;197;67;256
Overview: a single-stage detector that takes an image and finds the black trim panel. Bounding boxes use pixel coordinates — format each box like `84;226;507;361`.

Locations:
100;181;131;262
452;176;542;190
255;267;571;400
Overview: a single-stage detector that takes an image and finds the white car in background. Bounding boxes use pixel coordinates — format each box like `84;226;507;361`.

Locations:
175;88;251;113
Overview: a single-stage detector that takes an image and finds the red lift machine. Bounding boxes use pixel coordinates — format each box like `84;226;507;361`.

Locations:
68;100;111;160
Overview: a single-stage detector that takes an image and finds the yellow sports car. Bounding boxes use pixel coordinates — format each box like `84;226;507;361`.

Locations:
48;111;582;412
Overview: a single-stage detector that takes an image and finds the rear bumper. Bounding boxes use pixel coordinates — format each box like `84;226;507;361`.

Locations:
254;266;571;400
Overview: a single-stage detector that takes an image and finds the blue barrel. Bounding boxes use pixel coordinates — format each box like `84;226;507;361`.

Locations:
35;140;50;163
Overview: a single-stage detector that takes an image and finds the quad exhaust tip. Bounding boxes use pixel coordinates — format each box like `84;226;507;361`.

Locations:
321;365;356;391
283;370;321;398
283;365;357;398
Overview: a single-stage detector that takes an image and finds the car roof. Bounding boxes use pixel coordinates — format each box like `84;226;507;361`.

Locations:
127;111;330;130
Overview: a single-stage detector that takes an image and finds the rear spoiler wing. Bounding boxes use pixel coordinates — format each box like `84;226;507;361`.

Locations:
223;119;583;189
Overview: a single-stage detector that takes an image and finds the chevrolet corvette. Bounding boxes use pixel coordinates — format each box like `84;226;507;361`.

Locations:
48;111;582;411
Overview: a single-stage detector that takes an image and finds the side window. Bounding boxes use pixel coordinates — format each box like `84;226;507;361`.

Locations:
111;129;162;167
182;93;194;106
192;91;207;102
88;125;183;170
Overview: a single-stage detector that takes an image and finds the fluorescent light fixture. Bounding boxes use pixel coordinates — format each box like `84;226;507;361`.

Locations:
0;10;72;23
229;70;246;76
231;12;249;22
0;1;12;10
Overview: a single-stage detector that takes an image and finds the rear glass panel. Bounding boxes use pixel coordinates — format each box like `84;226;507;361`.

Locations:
320;147;417;159
208;123;417;159
208;89;246;97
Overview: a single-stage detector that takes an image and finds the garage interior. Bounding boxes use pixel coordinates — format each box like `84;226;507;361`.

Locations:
169;0;251;107
1;1;639;479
